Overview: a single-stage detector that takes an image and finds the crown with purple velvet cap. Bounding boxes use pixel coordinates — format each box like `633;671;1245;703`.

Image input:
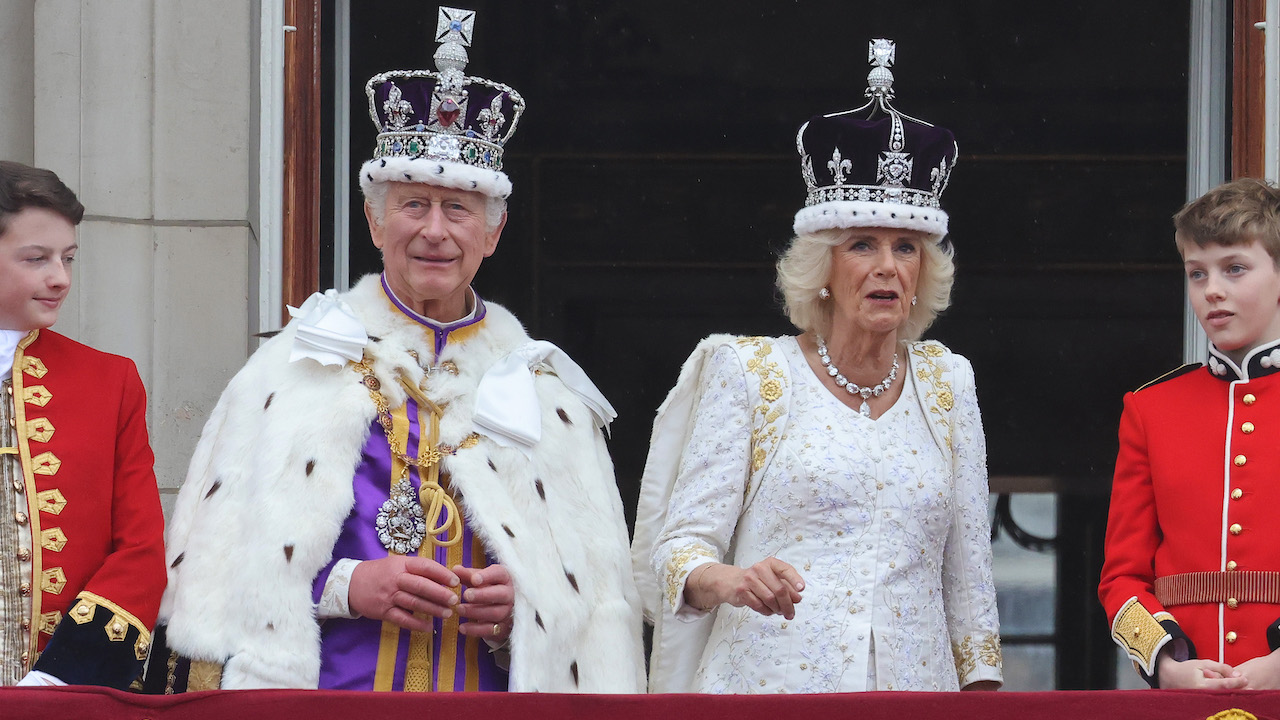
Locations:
360;6;526;200
793;39;958;241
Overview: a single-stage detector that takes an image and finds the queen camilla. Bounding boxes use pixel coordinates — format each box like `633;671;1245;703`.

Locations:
633;40;1003;693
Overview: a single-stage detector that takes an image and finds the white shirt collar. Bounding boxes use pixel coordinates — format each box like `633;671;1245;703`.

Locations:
0;329;25;380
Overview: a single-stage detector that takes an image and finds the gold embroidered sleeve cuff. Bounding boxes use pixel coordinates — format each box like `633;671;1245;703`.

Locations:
1111;596;1174;678
952;632;1003;685
660;543;718;615
32;591;153;688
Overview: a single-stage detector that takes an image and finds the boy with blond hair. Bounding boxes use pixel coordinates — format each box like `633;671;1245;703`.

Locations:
1101;178;1280;690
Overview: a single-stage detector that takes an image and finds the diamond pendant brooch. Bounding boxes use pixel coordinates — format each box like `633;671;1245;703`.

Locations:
816;335;899;418
375;479;428;554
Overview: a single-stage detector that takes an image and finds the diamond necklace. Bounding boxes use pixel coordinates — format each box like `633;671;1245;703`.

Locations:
815;335;899;417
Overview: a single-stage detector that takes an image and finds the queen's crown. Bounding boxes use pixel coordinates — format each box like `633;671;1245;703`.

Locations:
792;39;958;238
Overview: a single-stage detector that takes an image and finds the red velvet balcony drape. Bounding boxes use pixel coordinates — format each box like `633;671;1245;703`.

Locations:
4;687;1280;720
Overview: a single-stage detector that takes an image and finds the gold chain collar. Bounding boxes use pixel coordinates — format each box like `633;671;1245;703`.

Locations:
353;357;480;550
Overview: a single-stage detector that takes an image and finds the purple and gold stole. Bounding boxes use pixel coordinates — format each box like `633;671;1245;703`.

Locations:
311;290;507;691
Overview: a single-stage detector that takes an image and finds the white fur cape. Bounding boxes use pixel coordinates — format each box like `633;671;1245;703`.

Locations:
159;275;645;692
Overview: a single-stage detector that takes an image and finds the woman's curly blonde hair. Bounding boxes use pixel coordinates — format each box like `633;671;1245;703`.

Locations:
776;228;955;342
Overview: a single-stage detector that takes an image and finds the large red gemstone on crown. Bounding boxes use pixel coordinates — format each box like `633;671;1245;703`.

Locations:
437;98;461;128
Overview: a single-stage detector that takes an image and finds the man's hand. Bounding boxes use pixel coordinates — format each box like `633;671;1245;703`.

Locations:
1156;651;1247;689
454;564;515;643
349;556;460;632
686;559;805;620
1236;649;1280;689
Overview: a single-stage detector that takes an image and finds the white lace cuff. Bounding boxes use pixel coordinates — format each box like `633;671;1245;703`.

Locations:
317;558;361;619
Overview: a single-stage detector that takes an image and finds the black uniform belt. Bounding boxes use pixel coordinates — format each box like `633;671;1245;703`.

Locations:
1155;571;1280;606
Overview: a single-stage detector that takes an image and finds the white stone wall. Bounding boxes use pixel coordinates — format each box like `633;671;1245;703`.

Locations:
1;1;258;516
0;1;35;163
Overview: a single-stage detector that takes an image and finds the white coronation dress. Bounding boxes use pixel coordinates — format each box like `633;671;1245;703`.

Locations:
649;336;1001;693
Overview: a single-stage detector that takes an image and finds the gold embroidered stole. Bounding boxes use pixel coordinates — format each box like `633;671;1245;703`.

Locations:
371;389;485;692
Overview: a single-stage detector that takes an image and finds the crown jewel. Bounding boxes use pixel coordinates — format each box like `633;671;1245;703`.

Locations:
361;6;525;199
792;39;958;239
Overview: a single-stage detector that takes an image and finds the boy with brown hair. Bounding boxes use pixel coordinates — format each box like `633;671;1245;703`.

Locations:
0;160;165;687
1101;178;1280;689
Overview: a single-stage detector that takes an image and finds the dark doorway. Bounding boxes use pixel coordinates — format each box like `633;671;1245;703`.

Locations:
325;1;1192;689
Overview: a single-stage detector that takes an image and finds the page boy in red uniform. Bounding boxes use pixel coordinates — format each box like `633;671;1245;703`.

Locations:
0;161;165;687
1100;178;1280;689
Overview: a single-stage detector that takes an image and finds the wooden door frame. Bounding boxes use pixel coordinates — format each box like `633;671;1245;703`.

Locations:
282;0;323;311
1234;0;1267;178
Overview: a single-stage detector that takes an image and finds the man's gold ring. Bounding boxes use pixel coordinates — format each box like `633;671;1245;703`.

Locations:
493;623;502;637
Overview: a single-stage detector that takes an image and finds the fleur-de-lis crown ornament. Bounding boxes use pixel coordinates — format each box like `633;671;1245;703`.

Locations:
360;6;526;201
792;39;959;242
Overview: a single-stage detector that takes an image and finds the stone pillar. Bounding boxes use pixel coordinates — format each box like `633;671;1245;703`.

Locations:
0;1;35;163
27;0;258;515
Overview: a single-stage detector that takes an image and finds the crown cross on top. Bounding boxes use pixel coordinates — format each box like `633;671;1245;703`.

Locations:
866;38;897;101
435;7;475;47
430;6;477;134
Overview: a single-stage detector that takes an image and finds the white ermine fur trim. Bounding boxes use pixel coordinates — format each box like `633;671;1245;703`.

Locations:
160;274;643;692
360;156;513;199
794;199;949;241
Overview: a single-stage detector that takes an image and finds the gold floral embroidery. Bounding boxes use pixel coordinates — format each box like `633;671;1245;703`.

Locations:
187;660;223;691
736;338;788;483
909;342;954;451
664;543;717;610
952;632;1002;681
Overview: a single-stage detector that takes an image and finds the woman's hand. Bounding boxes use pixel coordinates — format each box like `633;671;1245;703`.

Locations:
349;555;460;632
453;564;515;644
1236;649;1280;689
1156;651;1247;689
686;559;805;620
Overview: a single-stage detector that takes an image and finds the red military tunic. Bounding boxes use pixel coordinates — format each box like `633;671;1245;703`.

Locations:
1;329;165;687
1100;341;1280;684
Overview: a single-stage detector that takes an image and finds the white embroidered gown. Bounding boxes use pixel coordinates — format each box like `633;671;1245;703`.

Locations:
651;337;1001;692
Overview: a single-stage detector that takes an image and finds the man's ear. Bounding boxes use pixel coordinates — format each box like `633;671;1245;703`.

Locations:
364;201;384;249
484;212;507;258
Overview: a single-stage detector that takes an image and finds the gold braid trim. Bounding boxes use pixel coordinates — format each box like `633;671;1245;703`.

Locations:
1111;596;1170;675
351;358;480;548
72;591;152;642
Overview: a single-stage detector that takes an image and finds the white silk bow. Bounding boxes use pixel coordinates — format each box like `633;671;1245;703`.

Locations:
473;340;616;455
286;290;369;366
